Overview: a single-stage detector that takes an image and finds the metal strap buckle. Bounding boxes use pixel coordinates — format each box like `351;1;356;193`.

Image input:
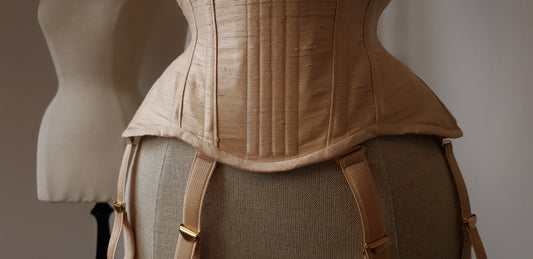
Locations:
112;200;126;213
463;214;478;230
179;224;200;242
363;235;389;255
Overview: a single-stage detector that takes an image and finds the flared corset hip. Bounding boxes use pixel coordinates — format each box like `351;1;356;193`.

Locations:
123;0;462;171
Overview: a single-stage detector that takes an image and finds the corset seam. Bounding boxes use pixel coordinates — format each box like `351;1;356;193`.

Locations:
127;0;463;166
326;0;339;147
363;0;378;125
212;0;220;147
177;0;198;128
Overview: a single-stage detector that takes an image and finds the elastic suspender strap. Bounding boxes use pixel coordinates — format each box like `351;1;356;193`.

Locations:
335;146;389;259
441;139;487;259
174;152;217;259
108;137;139;259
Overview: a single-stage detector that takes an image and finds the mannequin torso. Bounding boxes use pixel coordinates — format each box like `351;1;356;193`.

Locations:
36;0;157;202
104;0;472;257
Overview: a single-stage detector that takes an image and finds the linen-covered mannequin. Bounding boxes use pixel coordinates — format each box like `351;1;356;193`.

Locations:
113;0;476;257
128;134;464;258
36;0;157;202
97;0;489;256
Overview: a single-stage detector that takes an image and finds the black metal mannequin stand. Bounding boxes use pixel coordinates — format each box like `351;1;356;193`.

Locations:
91;202;114;259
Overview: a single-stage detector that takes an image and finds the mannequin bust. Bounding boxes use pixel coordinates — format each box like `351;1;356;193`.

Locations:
36;0;157;202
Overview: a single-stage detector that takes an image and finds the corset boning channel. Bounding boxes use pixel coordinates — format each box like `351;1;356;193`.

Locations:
123;0;462;172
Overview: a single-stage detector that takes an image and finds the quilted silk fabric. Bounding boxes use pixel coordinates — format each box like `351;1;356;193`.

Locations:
123;0;463;172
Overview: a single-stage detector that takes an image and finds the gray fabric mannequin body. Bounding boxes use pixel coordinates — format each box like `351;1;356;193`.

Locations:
126;134;463;258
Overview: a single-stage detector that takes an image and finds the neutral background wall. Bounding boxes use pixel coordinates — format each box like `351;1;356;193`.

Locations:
379;1;533;258
1;0;531;258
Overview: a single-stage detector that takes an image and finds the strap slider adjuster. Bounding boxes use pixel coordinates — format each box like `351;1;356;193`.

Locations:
463;214;478;230
112;200;126;213
363;235;389;255
179;224;200;242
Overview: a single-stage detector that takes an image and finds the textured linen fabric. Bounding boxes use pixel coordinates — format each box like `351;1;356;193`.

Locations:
122;0;463;172
127;134;462;258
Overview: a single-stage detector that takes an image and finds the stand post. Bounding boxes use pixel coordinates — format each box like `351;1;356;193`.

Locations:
91;202;114;259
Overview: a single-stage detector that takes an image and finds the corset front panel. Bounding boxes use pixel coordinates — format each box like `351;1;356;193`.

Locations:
123;0;462;171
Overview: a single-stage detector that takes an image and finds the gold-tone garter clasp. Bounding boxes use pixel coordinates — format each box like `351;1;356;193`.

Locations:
463;214;478;230
363;235;389;255
112;200;126;213
441;138;452;147
179;224;200;242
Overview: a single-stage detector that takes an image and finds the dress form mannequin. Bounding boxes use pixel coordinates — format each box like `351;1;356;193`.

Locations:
36;0;157;202
129;135;463;258
112;0;472;257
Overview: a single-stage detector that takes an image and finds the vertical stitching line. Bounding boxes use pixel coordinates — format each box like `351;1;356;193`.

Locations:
283;1;288;156
327;0;339;146
258;0;263;157
362;0;378;125
281;1;286;156
295;3;300;155
256;2;260;156
178;0;199;128
245;0;249;155
211;0;219;147
269;0;273;158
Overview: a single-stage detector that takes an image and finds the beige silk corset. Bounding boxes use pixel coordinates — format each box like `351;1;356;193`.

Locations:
123;0;463;172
